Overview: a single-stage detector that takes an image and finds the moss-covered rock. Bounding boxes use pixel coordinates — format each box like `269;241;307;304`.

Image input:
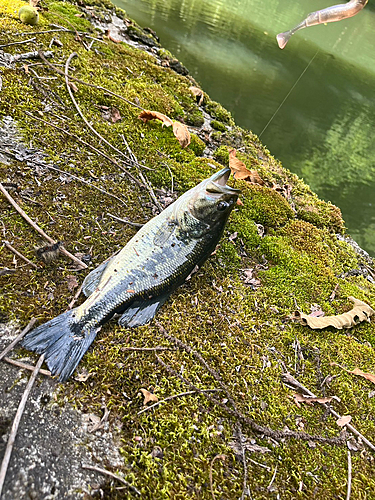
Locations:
1;1;375;499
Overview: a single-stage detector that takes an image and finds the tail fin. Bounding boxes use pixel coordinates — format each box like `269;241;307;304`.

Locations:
22;309;99;381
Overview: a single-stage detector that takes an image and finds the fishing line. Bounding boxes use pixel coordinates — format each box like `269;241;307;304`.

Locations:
258;48;320;139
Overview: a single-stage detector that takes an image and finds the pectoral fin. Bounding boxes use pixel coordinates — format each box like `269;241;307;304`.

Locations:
153;220;176;247
118;294;169;328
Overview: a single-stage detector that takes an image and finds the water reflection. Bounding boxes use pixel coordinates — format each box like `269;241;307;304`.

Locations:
117;0;375;255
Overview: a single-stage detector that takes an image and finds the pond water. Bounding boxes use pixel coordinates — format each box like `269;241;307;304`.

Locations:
115;0;375;256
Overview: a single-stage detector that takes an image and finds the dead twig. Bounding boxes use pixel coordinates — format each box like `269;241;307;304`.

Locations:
0;318;37;361
267;465;277;493
107;212;144;228
24;111;142;187
155;354;344;446
11;50;53;63
0;37;36;48
0;354;45;498
346;450;352;500
0;182;87;269
281;372;375;453
81;464;141;496
236;426;251;500
67;284;83;310
4;357;51;377
137;388;219;415
44;164;128;208
209;454;226;500
3;240;38;269
121;135;163;212
39;50;144;110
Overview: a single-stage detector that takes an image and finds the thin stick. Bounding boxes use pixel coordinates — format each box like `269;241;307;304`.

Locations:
107;212;144;228
156;354;344;446
11;50;53;63
4;357;51;377
121;135;162;212
346;450;352;500
67;284;83;310
64;53;160;210
0;182;87;269
3;240;38;269
236;426;250;500
137;389;219;415
0;354;45;498
24;111;142;187
267;465;277;492
44;164;128;207
0;318;37;361
39;50;144;110
0;38;36;48
81;464;141;496
209;455;226;500
64;54;136;168
281;373;375;452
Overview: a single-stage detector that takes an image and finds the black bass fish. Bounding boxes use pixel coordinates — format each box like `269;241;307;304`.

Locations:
23;168;240;381
277;0;368;49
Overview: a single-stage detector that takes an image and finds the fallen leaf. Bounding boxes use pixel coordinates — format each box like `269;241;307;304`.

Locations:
236;198;244;206
29;0;41;8
331;362;375;386
228;149;264;184
292;296;374;330
189;86;204;105
66;275;79;292
75;368;92;382
140;388;158;405
104;29;121;43
110;107;121;123
292;393;336;408
336;415;352;427
172;121;191;148
138;110;173;127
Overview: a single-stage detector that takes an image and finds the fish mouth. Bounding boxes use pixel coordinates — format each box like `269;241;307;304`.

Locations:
206;168;241;194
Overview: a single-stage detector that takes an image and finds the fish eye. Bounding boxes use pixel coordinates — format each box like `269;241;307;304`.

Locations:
217;201;229;211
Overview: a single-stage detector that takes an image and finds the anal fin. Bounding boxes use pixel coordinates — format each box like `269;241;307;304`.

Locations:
82;260;110;297
118;294;169;328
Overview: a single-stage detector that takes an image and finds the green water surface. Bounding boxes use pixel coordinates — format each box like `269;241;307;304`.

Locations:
117;0;375;255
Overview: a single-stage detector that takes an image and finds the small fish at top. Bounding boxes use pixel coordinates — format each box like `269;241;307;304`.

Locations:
22;168;240;381
277;0;368;49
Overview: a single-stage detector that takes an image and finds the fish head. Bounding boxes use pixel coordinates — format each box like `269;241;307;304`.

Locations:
177;168;240;234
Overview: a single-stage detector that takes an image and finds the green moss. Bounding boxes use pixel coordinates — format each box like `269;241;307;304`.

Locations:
188;134;206;156
205;100;234;126
213;145;229;165
211;119;226;132
240;184;295;229
1;1;375;498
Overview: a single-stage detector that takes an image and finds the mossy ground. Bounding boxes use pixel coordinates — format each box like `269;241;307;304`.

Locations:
1;1;375;498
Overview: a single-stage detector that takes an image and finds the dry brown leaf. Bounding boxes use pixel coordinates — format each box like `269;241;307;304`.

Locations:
110;107;121;123
331;362;375;386
29;0;41;8
104;29;121;43
292;393;335;408
140;388;158;405
138;110;173;127
336;415;352;427
189;86;204;105
172;121;191;148
66;275;79;292
292;296;374;330
228;149;264;185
